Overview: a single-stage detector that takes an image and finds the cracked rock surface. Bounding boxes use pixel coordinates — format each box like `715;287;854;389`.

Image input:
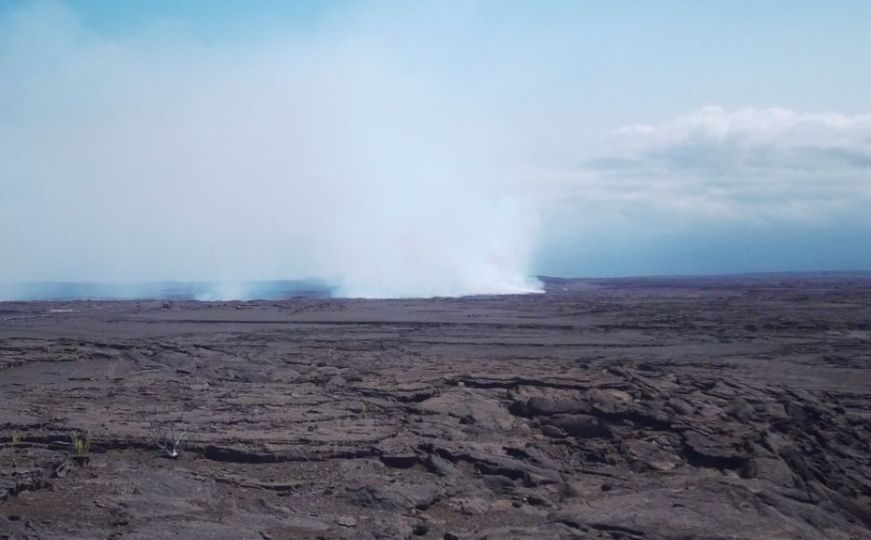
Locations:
2;275;871;539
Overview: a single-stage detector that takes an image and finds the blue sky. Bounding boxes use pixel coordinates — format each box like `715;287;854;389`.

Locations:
1;1;870;295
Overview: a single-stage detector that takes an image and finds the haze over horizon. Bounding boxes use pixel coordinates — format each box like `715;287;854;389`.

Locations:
2;1;870;299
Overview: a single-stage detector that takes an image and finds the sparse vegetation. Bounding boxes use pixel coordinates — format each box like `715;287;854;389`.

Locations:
70;430;91;464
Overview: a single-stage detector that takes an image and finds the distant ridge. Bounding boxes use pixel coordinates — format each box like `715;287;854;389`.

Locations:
3;272;871;301
0;279;333;302
539;271;871;292
540;270;871;282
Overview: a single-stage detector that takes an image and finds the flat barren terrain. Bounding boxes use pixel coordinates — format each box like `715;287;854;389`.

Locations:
2;276;871;539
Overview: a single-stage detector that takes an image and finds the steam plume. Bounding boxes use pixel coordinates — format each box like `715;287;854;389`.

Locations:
0;2;544;299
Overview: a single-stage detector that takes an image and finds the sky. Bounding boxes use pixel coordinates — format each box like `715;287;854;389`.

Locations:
1;1;870;298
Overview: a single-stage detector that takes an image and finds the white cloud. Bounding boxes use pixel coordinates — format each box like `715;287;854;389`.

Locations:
615;106;871;151
580;106;871;223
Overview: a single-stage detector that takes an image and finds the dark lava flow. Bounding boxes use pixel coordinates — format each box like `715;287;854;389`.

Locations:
1;276;870;539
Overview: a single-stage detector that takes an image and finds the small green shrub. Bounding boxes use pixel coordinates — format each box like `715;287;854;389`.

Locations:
70;431;91;457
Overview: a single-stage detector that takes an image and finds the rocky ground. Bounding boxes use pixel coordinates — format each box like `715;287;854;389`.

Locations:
1;276;871;539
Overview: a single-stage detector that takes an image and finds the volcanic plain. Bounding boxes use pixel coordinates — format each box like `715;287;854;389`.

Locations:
2;276;871;539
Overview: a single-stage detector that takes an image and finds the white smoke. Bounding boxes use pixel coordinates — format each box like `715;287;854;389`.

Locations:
0;2;545;299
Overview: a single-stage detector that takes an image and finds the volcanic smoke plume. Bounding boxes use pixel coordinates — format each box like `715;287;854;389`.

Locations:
0;2;543;299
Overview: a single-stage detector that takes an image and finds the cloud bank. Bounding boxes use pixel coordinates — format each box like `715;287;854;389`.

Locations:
583;106;871;222
533;106;871;277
